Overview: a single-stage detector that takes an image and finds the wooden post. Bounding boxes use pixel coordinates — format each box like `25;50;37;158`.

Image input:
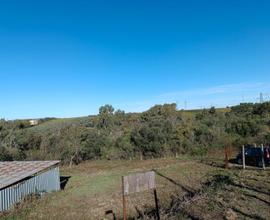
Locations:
229;145;232;160
225;146;229;169
122;176;127;220
261;144;266;170
153;189;160;220
242;145;246;170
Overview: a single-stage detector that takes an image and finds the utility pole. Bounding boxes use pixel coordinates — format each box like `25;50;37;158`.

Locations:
265;94;270;101
176;101;179;110
241;94;245;103
260;93;264;103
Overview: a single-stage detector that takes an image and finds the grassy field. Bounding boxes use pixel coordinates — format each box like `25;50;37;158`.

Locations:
28;116;90;134
1;156;270;220
27;107;230;134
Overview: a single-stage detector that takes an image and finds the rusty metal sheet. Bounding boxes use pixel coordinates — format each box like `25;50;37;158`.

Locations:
0;161;60;190
123;171;155;195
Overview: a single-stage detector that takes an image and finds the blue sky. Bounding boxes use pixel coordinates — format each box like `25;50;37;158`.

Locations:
0;0;270;119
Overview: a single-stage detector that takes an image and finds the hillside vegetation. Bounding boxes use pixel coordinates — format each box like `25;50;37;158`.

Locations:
0;102;270;164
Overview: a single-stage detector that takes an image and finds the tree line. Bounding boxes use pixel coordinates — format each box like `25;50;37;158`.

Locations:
0;102;270;165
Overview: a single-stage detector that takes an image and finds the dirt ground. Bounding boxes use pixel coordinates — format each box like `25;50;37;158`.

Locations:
1;157;270;220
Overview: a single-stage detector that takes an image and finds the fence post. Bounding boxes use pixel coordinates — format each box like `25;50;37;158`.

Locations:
122;176;127;220
225;146;229;169
153;188;160;220
242;145;246;170
261;144;266;170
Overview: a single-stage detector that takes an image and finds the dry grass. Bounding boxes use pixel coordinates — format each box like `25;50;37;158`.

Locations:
1;157;269;220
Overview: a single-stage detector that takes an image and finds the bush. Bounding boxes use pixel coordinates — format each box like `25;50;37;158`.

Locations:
0;102;269;163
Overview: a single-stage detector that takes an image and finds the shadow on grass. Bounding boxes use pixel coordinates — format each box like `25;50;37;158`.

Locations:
131;174;238;220
153;169;195;196
200;158;269;171
232;182;270;196
232;208;265;220
243;193;270;205
105;210;116;220
60;176;71;190
198;160;225;169
116;172;269;220
117;170;200;220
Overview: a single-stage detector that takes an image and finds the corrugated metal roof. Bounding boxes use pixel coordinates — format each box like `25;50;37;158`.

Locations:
0;161;60;190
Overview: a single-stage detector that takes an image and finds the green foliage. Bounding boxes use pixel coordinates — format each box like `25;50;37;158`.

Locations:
98;105;115;129
0;102;270;163
0;146;13;161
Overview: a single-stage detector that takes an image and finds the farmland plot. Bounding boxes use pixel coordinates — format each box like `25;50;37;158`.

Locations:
1;158;269;220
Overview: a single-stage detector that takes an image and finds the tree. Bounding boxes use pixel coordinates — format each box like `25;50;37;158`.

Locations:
98;105;115;128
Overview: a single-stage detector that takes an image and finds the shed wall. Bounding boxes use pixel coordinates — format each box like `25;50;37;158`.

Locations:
0;166;60;212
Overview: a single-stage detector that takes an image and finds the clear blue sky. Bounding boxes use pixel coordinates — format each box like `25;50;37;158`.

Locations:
0;0;269;119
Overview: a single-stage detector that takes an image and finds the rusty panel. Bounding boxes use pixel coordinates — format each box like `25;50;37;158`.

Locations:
123;171;155;195
0;161;60;190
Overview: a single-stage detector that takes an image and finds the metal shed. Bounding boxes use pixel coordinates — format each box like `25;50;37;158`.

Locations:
0;161;60;212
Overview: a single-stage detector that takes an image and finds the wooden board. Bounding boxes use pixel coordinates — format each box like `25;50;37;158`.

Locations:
123;171;155;196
